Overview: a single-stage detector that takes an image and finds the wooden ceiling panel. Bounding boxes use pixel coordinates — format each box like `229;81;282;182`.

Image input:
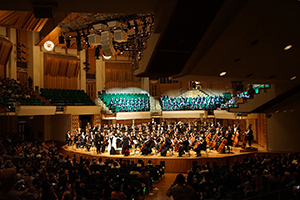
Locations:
0;11;48;32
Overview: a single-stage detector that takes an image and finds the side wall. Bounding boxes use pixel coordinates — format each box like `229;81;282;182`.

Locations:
267;111;300;152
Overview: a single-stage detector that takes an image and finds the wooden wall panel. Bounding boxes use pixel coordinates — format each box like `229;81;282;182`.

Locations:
0;64;5;78
105;62;141;90
71;115;79;134
92;114;101;127
44;75;77;89
257;113;267;149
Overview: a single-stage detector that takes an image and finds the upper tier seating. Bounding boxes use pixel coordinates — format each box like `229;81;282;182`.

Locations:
0;78;45;111
160;95;227;111
40;88;95;106
100;93;150;113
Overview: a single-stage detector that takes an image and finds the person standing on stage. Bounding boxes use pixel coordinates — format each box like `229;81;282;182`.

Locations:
108;133;117;155
246;124;254;148
122;132;130;156
65;130;72;146
80;132;86;148
225;130;233;153
95;132;101;154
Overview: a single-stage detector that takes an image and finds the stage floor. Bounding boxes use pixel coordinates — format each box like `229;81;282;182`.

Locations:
61;143;267;159
61;143;268;173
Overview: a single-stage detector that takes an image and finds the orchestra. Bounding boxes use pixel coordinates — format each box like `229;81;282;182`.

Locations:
66;119;245;157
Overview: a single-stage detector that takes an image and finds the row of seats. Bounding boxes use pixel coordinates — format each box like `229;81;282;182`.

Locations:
40;88;95;106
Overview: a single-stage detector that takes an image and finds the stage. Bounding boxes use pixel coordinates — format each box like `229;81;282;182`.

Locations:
60;143;268;173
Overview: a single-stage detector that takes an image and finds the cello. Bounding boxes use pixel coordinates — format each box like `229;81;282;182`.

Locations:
209;134;219;148
217;138;227;152
158;143;164;152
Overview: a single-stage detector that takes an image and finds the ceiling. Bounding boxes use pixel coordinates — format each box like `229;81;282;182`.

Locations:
1;0;300;112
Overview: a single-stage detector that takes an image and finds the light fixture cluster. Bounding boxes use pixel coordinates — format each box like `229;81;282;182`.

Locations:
59;13;154;63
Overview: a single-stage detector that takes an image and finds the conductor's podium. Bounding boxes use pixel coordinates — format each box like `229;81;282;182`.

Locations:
115;148;133;154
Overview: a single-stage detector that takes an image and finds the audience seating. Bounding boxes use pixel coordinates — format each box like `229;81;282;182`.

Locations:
100;93;150;113
0;78;45;111
40;88;95;106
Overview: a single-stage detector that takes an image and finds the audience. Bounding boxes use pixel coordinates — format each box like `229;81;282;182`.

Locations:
0;135;161;200
1;134;300;200
0;77;41;110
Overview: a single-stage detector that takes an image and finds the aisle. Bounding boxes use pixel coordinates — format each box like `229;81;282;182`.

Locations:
145;173;178;200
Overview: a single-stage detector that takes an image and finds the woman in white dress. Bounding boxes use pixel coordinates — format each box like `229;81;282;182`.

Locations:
107;133;117;155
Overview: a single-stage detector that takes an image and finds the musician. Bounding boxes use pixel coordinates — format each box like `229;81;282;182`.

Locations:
95;132;102;154
86;136;92;151
194;137;206;157
245;125;254;148
178;136;189;157
225;130;233;153
160;136;171;156
122;132;130;156
141;136;153;156
80;132;86;148
74;131;81;148
65;130;72;146
132;119;136;126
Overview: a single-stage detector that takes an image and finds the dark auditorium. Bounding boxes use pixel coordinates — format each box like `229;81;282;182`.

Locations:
1;1;300;200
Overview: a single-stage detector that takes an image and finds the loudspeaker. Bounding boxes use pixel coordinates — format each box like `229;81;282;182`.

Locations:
88;34;101;45
32;3;57;18
265;113;272;118
58;36;64;44
114;30;127;42
101;31;115;56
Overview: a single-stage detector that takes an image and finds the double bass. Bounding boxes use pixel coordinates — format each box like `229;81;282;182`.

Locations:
232;131;239;146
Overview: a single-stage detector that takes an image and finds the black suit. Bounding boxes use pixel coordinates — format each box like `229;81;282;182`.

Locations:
178;139;189;157
122;136;130;156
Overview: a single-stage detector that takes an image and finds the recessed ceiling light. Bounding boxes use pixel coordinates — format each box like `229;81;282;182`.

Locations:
290;76;296;81
283;110;287;113
284;44;292;50
275;110;279;113
219;71;227;77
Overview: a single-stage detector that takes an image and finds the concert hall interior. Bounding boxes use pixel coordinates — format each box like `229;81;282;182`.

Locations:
1;0;300;200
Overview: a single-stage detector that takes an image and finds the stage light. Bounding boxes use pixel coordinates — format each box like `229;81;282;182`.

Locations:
44;40;54;51
103;54;111;59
